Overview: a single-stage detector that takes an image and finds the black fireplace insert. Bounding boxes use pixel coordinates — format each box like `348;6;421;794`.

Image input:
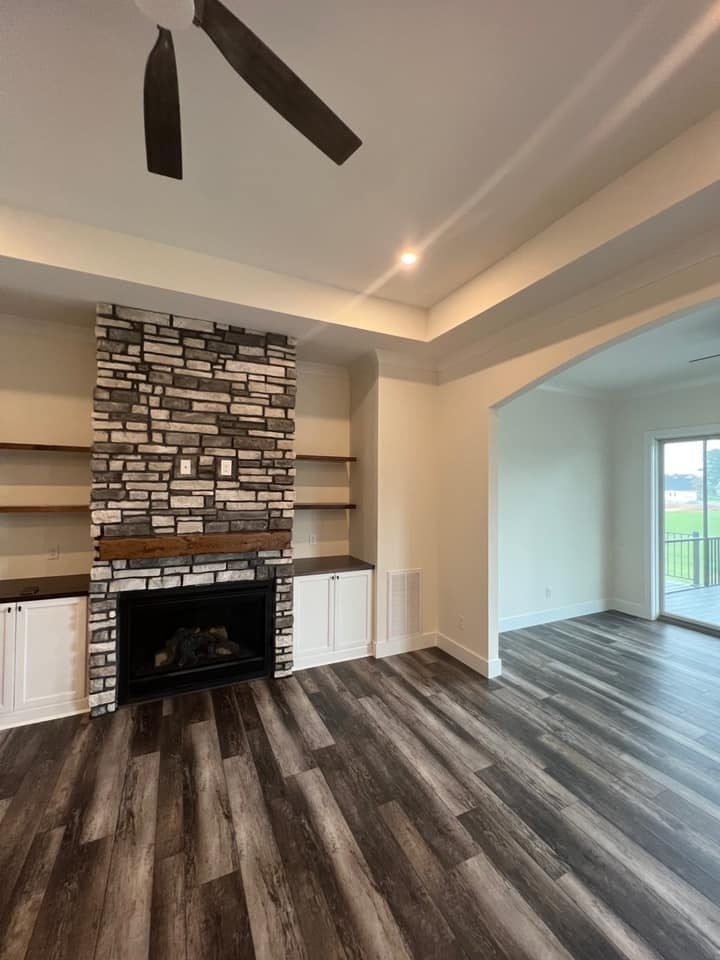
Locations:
117;580;274;703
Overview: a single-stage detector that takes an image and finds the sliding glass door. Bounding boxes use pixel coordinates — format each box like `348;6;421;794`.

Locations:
661;437;720;629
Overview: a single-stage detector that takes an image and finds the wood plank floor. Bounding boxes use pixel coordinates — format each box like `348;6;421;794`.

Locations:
2;611;720;958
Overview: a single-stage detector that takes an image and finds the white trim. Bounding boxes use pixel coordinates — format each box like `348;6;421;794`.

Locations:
376;350;439;384
498;599;611;632
535;381;605;400
375;632;437;658
296;360;349;379
436;632;502;679
609;598;647;618
294;645;371;671
0;698;89;730
643;422;720;623
0;311;94;336
616;371;720;400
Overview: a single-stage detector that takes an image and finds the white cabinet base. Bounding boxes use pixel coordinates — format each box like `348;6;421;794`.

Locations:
295;645;371;671
294;569;372;670
0;596;88;729
0;696;90;730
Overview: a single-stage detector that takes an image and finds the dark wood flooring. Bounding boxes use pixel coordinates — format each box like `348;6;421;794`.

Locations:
2;612;720;958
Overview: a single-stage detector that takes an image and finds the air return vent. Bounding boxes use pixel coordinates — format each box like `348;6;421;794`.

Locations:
388;569;422;641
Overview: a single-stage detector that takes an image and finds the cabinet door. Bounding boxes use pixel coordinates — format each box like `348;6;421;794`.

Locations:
14;597;87;716
294;575;334;666
0;604;15;716
333;571;372;651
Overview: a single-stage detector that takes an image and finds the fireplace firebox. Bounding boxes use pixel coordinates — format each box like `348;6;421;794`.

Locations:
117;580;274;703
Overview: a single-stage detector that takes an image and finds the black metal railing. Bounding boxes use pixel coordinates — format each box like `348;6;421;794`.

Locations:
664;531;720;587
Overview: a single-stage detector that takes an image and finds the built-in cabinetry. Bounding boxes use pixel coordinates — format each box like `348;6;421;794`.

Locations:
0;596;88;727
294;565;372;669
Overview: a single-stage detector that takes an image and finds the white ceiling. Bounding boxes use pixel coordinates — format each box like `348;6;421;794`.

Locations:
2;1;720;309
551;299;720;393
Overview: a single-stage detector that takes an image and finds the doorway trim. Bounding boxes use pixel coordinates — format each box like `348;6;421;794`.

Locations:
644;422;720;622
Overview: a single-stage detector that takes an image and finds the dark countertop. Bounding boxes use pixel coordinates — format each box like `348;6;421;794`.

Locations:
293;555;375;578
0;574;90;604
0;561;374;598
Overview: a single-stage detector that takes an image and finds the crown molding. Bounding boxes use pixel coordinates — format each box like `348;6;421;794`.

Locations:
296;360;350;380
614;370;720;400
535;381;607;400
0;311;93;338
376;350;439;384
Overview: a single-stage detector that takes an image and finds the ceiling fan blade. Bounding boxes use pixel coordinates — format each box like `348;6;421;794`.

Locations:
689;353;720;363
144;27;183;179
193;0;362;165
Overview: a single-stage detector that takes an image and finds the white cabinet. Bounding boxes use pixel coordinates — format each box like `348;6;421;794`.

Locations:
0;603;15;717
333;571;372;651
0;596;87;728
294;569;372;669
294;574;334;663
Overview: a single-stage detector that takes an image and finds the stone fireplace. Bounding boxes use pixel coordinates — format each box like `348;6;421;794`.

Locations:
88;304;296;715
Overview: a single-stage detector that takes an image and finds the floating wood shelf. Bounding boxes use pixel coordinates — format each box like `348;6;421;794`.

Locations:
0;442;91;453
0;505;89;514
296;454;357;463
295;503;357;511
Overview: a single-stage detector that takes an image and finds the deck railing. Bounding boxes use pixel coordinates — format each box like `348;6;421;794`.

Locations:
664;532;720;587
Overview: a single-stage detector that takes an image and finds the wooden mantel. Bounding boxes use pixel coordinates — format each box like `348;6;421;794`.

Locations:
97;530;291;562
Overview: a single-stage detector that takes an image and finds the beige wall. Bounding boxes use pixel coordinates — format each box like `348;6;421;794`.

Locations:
293;362;352;559
375;372;439;648
0;314;94;578
497;388;612;628
349;354;379;566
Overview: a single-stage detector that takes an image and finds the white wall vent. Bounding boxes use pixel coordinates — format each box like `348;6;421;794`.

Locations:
387;569;422;641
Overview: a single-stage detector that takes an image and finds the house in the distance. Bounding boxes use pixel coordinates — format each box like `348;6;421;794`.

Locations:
664;474;699;504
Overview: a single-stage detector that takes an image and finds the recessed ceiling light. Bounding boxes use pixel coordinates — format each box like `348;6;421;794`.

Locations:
400;251;419;267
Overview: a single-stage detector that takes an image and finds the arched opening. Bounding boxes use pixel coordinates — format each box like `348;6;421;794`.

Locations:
495;294;720;658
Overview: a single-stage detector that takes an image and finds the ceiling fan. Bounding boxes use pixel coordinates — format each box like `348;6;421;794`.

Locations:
690;353;720;364
135;0;362;179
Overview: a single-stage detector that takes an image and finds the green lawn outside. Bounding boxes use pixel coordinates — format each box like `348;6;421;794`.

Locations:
664;504;720;584
664;503;720;537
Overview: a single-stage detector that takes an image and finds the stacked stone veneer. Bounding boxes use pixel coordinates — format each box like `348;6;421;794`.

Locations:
88;304;296;715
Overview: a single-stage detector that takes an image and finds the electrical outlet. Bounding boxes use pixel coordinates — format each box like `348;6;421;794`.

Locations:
458;614;465;631
545;587;552;599
309;533;318;545
179;457;193;477
48;544;60;561
220;458;234;478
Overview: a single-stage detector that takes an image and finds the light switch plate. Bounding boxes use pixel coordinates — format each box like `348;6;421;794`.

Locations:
216;457;237;480
174;455;197;479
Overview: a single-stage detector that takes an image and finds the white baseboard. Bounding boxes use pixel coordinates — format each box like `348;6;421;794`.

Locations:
0;697;89;730
294;645;371;671
375;632;437;658
436;633;502;679
498;599;612;632
608;598;647;618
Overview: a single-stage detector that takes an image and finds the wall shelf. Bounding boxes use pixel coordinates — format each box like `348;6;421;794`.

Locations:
295;503;357;511
0;505;89;514
0;442;91;453
296;454;357;463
